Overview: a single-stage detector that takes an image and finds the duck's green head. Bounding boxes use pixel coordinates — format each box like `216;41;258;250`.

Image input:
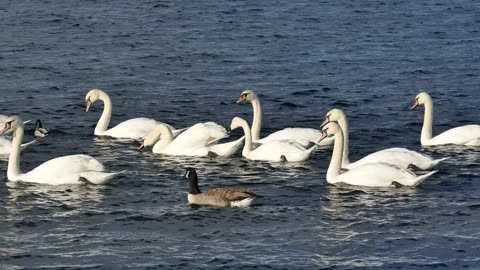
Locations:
35;119;43;129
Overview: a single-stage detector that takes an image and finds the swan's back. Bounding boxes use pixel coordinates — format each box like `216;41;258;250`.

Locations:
258;128;323;147
346;147;434;170
249;139;311;161
103;117;168;139
335;163;420;187
21;154;105;184
0;137;12;154
166;122;228;152
430;125;480;145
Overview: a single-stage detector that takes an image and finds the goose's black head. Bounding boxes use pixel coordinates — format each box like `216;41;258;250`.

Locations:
185;168;200;194
184;168;197;180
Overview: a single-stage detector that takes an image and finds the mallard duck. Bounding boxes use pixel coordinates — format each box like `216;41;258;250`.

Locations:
34;120;50;137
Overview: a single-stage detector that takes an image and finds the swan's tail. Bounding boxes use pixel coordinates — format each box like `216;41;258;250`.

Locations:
413;170;437;186
210;136;245;157
20;140;37;151
172;127;188;138
297;144;319;161
428;157;450;169
80;170;126;185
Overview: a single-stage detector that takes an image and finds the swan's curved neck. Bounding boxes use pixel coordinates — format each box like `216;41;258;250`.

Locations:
326;131;344;184
421;97;434;144
250;97;262;142
8;126;23;180
337;116;350;166
95;92;112;135
237;121;253;157
152;125;174;152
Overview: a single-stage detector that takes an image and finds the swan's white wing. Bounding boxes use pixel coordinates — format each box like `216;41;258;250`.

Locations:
431;125;480;145
335;163;429;187
165;122;228;153
0;137;12;155
257;128;333;147
248;139;313;162
102;118;172;139
207;136;245;157
0;138;36;155
20;154;106;185
346;147;437;170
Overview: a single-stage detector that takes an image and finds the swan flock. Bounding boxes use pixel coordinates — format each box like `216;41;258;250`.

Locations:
1;89;478;198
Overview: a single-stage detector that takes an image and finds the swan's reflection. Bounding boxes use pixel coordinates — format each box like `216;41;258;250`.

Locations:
4;181;106;217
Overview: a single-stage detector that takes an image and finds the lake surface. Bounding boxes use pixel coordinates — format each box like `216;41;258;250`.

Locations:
1;0;479;269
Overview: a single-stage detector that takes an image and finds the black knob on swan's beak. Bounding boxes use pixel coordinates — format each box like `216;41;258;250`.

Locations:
226;128;231;133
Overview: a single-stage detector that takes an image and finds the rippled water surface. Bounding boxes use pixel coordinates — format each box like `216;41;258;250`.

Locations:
1;0;480;269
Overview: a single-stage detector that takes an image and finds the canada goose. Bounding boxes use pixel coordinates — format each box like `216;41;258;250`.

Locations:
34;120;50;137
184;168;256;207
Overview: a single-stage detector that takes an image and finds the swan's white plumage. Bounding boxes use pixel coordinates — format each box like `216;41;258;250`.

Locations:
100;117;171;139
14;154;118;185
413;92;480;146
424;125;480;146
143;122;243;157
230;117;317;162
345;148;448;170
320;122;437;187
334;163;437;187
2;115;122;185
322;108;447;170
256;128;323;148
237;90;333;147
85;89;181;140
0;137;36;155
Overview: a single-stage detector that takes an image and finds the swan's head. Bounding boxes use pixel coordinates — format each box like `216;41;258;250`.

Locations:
411;92;431;109
85;89;104;112
0;115;24;135
319;121;341;143
138;126;164;152
236;89;257;103
229;116;247;132
320;108;346;128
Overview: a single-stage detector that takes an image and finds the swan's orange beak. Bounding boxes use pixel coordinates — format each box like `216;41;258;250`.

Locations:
320;117;329;128
318;131;328;143
0;123;11;135
236;95;247;103
411;100;419;110
138;144;145;152
86;100;92;112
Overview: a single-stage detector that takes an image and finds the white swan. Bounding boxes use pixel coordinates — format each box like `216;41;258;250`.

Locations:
85;89;183;140
236;90;333;147
319;122;437;187
320;108;448;170
139;122;244;157
412;92;480;146
229;117;317;162
0;115;36;155
0;137;36;155
1;115;122;185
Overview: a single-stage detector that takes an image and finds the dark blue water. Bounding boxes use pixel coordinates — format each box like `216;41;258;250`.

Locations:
1;0;480;269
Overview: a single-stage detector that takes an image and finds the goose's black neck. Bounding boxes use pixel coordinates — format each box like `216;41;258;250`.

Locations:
186;168;201;195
